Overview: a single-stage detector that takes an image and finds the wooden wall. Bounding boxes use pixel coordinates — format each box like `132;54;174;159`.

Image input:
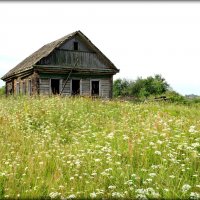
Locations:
6;81;13;95
6;72;39;96
59;36;93;52
38;50;107;69
82;79;90;96
39;76;113;98
101;79;112;98
37;35;108;69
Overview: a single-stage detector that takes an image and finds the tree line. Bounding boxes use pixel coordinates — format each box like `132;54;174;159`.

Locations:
113;74;170;98
113;74;198;104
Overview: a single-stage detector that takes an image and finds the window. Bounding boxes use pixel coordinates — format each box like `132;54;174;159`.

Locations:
74;42;78;51
16;82;20;95
91;80;100;96
22;81;26;95
51;79;60;95
28;80;32;96
71;79;80;95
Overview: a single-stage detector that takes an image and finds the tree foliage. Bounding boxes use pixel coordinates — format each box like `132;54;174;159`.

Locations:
0;86;5;96
113;74;170;98
113;79;132;97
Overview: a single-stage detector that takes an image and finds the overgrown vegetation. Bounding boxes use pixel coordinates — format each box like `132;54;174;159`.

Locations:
113;74;200;104
0;96;199;199
113;74;169;98
0;86;5;96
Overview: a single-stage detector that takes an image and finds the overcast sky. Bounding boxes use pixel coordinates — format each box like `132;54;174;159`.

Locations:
0;2;200;95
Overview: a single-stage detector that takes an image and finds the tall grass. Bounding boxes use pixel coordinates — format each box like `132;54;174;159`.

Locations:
0;96;199;199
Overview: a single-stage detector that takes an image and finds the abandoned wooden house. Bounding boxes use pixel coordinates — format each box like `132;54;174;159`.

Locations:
1;31;119;98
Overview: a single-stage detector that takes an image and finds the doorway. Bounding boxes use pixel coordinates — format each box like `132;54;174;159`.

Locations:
71;79;80;95
91;80;99;96
51;79;60;95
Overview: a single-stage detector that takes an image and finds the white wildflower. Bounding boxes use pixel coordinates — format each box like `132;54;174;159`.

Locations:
94;158;101;162
90;192;97;198
149;173;156;177
146;188;160;198
49;192;60;199
135;189;147;199
136;193;147;200
190;192;200;199
155;151;161;155
191;143;200;148
34;186;38;191
151;165;160;169
108;185;116;190
157;140;163;144
182;184;191;193
0;172;6;177
196;185;200;188
123;135;129;140
146;178;152;183
131;173;136;177
107;132;114;139
59;185;64;189
124;180;133;185
67;194;76;199
149;142;155;146
112;192;124;198
105;168;112;172
189;126;197;133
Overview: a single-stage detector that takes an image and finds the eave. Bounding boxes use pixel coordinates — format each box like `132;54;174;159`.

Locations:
34;65;119;75
2;68;34;82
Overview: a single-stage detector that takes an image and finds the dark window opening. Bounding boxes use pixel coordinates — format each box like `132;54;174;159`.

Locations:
74;42;78;51
91;81;99;96
72;80;80;95
22;82;26;95
16;83;20;94
9;88;13;95
9;80;14;95
28;80;32;96
51;79;60;95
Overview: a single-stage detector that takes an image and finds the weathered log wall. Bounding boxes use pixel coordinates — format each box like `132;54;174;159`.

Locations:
39;76;113;98
38;50;107;69
59;36;92;52
37;35;108;69
6;72;39;96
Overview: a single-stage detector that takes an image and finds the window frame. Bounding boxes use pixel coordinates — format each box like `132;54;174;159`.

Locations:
73;41;79;51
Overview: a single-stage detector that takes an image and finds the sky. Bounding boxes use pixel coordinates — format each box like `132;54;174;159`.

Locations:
0;2;200;95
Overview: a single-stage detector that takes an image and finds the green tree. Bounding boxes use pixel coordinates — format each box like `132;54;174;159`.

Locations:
130;74;170;98
0;86;5;96
113;79;131;97
129;77;147;98
113;74;170;99
145;74;169;96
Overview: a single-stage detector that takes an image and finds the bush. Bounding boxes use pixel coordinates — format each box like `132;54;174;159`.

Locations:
165;90;187;104
0;86;5;96
113;74;170;99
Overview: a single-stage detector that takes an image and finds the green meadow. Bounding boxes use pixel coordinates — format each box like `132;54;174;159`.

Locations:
0;97;199;199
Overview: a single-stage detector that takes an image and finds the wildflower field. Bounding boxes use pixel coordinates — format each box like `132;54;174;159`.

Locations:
0;97;199;199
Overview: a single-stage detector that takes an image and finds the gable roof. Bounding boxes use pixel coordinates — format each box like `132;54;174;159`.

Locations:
1;31;119;80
